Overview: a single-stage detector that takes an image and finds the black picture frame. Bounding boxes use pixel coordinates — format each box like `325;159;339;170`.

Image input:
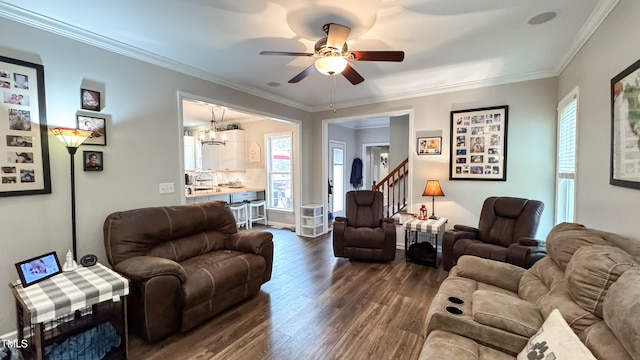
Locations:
611;58;640;190
417;136;442;155
76;115;107;146
0;55;51;197
81;88;100;111
449;105;508;181
83;150;103;171
15;251;62;287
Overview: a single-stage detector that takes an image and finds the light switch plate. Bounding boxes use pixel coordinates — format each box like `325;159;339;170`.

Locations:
159;182;175;194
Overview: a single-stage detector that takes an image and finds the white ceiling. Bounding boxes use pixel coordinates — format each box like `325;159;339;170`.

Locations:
0;0;616;112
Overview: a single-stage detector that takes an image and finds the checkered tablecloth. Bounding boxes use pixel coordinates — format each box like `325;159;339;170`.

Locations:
403;217;448;234
11;263;129;323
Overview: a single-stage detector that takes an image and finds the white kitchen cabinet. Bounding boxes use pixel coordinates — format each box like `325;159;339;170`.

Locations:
202;130;245;171
201;142;220;171
184;135;196;171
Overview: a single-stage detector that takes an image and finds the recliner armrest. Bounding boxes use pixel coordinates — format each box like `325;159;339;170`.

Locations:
382;217;395;224
453;224;479;234
518;236;541;246
115;256;186;282
507;241;546;269
227;231;274;255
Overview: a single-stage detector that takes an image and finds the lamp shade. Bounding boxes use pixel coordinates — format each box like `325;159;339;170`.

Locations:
51;127;92;148
315;56;348;75
422;180;445;197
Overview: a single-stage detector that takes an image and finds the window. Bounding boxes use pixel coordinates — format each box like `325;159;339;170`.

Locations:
266;133;292;211
555;89;578;224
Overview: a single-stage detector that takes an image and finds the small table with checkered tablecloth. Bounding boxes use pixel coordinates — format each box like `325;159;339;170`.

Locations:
9;263;129;360
403;217;448;267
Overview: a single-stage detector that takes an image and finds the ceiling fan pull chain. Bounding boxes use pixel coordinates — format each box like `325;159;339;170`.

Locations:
330;75;337;113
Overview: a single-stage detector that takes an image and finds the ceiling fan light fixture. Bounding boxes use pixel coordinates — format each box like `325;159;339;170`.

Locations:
315;56;348;76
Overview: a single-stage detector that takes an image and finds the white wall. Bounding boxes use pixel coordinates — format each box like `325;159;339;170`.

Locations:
0;17;310;334
558;0;638;238
390;114;410;169
314;77;558;239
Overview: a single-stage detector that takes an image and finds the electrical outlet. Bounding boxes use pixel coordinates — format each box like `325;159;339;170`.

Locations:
159;182;175;194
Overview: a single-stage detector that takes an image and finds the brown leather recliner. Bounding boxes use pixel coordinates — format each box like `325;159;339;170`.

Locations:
441;196;544;271
103;201;273;342
333;190;396;261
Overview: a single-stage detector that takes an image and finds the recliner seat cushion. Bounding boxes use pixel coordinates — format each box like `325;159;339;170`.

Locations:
453;240;508;263
181;251;266;310
344;227;386;248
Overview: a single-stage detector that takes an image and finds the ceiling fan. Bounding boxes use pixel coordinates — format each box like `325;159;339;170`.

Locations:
260;23;405;85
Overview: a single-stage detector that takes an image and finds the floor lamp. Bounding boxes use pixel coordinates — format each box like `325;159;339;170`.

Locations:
51;128;92;262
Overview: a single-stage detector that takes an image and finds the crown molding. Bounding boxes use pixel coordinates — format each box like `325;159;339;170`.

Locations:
555;0;620;74
0;2;312;112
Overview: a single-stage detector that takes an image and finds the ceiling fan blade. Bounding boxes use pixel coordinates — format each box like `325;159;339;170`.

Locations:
260;51;314;57
288;64;316;83
326;23;351;49
349;51;405;62
342;64;364;85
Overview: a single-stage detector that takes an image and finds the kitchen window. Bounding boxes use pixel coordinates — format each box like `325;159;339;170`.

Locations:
266;132;292;211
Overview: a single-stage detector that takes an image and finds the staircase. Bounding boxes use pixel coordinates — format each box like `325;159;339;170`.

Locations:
372;158;409;218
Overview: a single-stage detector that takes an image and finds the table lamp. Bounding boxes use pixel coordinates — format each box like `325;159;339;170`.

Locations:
422;180;445;220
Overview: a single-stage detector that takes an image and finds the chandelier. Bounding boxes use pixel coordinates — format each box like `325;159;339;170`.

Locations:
200;107;227;146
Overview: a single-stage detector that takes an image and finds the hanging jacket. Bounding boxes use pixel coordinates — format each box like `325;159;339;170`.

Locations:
350;158;363;189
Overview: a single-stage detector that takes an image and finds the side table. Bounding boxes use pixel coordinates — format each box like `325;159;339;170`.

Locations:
9;262;129;360
403;217;448;267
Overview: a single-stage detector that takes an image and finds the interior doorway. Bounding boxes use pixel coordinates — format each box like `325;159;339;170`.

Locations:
329;140;346;220
363;143;390;189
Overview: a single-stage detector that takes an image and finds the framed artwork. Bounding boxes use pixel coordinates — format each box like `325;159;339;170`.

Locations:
417;136;442;155
450;105;508;180
83;150;103;171
0;55;51;197
77;115;107;146
15;251;62;287
611;59;640;190
81;88;100;111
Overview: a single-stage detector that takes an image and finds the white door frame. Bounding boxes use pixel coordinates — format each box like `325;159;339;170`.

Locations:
329;140;346;218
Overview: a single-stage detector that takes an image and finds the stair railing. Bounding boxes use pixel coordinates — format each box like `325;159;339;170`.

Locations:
372;158;409;218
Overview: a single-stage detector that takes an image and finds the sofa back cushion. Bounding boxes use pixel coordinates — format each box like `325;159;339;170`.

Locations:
565;245;638;318
519;257;565;304
546;223;640;271
104;201;238;266
603;268;640;359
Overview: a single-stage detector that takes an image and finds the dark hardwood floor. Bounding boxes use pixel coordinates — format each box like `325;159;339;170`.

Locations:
128;226;449;360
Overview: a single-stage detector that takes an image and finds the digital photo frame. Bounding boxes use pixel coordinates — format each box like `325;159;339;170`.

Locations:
15;251;61;287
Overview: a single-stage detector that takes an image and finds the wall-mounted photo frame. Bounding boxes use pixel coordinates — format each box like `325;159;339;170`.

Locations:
81;88;100;111
83;150;103;171
15;251;61;287
611;58;640;190
0;55;51;197
450;105;508;181
77;115;107;146
417;136;442;155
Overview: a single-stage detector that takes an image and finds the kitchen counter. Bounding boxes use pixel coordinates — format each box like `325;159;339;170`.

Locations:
186;187;265;199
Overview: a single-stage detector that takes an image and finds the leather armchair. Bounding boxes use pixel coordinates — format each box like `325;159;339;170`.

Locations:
441;196;544;271
333;190;396;261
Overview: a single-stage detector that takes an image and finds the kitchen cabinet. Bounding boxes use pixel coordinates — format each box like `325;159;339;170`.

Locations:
184;135;196;171
201;130;245;171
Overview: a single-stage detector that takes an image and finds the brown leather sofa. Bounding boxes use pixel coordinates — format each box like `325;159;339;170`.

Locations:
103;201;273;342
333;190;396;261
441;196;544;270
422;222;640;359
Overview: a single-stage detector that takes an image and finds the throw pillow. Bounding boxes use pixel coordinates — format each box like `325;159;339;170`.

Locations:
517;309;596;360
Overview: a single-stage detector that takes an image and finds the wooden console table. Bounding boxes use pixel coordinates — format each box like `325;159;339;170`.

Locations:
9;263;129;359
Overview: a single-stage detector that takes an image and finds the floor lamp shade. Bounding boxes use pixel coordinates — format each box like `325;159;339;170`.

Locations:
422;180;445;219
50;127;92;261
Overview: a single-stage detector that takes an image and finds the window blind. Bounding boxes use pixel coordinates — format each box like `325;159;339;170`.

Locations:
558;98;577;179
